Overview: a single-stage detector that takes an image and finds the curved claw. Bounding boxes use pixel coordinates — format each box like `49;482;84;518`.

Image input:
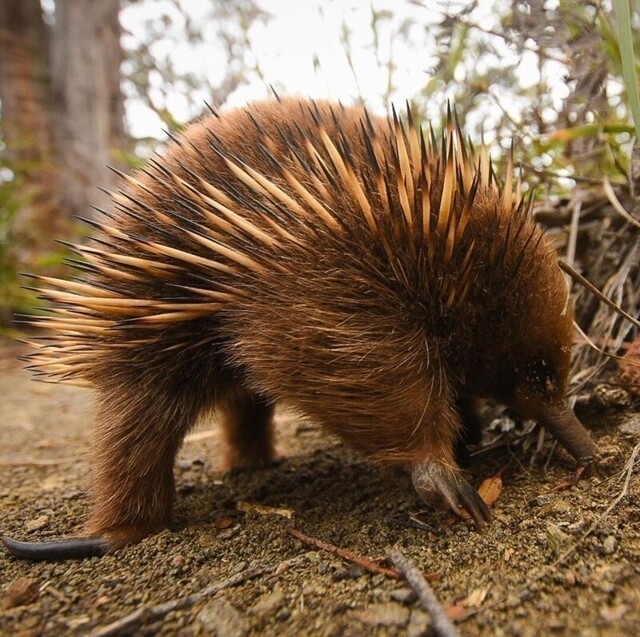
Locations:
411;460;492;527
2;535;109;561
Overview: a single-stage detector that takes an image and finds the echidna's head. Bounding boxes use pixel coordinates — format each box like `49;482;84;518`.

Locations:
463;241;596;462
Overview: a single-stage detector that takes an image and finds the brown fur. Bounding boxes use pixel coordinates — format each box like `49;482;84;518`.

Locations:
25;98;590;547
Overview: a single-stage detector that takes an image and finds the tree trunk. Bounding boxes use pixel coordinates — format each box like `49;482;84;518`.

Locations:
0;0;126;325
0;0;60;246
51;0;126;220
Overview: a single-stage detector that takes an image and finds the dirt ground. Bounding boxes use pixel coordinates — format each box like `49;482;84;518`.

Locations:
0;339;638;637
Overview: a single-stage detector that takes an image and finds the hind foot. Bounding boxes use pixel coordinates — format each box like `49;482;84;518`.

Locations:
411;458;491;527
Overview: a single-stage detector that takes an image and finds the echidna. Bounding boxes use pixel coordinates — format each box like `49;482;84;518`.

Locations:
2;97;597;560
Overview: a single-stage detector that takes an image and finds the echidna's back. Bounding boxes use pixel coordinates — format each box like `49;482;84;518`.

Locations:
28;97;561;458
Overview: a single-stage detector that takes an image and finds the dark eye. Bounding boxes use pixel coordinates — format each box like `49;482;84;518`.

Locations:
524;359;556;394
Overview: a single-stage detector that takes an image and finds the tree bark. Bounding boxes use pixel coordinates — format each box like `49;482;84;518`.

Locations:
0;0;126;325
51;0;126;220
0;0;60;244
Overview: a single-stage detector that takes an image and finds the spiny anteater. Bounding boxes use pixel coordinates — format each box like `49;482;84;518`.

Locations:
2;97;597;560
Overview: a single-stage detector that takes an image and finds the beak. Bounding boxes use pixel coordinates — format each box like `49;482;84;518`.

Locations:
538;405;597;464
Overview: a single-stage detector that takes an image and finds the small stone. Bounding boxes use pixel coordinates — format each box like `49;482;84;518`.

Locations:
602;536;617;555
171;555;187;568
332;566;364;581
564;571;576;586
548;618;565;631
532;494;553;507
371;574;385;587
26;514;50;532
3;578;40;610
545;522;572;555
505;594;521;608
214;517;235;529
250;586;285;615
357;602;410;627
390;588;416;604
619;416;640;438
407;608;431;637
600;604;628;622
66;616;91;629
592;384;630;409
197;597;247;637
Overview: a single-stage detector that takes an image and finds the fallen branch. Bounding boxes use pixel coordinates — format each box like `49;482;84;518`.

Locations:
387;549;461;637
88;557;303;637
287;527;412;580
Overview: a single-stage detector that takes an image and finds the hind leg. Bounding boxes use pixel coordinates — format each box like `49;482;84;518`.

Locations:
217;384;275;470
84;374;212;549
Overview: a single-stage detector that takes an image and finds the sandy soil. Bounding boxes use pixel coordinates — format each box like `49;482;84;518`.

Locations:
1;339;638;636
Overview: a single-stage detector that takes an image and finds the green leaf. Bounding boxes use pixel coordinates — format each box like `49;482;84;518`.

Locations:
613;0;640;140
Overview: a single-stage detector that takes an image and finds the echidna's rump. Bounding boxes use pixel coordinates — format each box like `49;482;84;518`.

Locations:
3;98;596;559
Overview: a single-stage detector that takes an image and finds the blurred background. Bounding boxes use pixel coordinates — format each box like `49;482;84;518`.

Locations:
0;0;638;390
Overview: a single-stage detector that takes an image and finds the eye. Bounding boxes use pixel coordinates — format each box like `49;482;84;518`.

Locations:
524;359;557;394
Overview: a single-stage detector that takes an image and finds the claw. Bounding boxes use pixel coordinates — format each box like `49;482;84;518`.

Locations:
2;535;109;560
411;459;492;527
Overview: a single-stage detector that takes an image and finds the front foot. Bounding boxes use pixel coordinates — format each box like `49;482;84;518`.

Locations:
411;459;491;527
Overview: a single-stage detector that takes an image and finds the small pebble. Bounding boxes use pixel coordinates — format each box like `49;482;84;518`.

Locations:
332;566;364;581
3;578;40;610
26;514;50;532
592;384;630;409
602;536;617;555
390;588;417;604
545;522;572;555
407;609;431;637
356;602;410;627
198;597;247;637
250;587;284;614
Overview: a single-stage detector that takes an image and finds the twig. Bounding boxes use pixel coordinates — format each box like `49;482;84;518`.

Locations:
603;177;640;229
88;557;303;637
559;260;640;329
387;549;461;637
287;527;406;580
39;580;71;604
463;441;640;621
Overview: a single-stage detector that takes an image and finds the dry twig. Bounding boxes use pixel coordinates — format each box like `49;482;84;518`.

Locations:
289;527;440;581
387;549;461;637
88;557;303;637
287;527;407;580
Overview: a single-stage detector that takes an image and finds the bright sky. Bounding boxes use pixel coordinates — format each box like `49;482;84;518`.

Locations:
120;0;567;144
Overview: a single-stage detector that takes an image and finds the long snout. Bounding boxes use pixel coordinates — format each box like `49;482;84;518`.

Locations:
538;405;598;464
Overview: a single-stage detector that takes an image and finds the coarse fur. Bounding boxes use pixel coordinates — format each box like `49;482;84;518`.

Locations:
13;97;596;552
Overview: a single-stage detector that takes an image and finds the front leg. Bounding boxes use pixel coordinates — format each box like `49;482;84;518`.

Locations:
406;393;491;527
411;457;491;526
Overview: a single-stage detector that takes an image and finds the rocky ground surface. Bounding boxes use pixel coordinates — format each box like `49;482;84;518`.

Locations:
1;340;639;636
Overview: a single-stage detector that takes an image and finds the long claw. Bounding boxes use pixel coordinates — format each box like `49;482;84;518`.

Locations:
2;535;109;560
411;459;491;527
